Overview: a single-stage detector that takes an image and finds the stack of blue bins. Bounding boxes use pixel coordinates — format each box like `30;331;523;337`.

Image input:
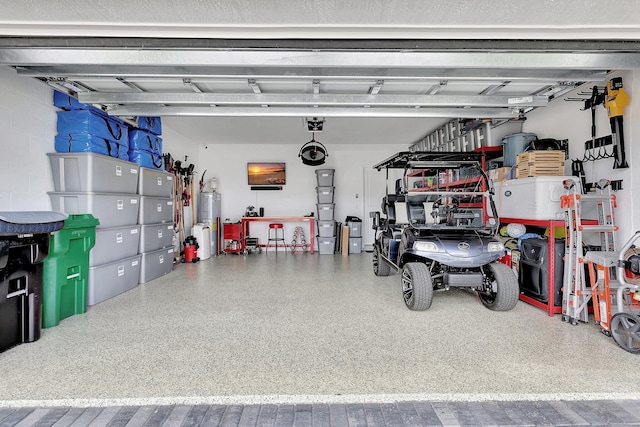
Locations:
128;118;164;170
54;91;130;159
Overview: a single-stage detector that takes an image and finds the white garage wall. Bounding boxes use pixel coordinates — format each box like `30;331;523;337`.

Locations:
196;142;406;247
0;66;56;211
197;143;406;221
0;66;200;231
522;70;638;240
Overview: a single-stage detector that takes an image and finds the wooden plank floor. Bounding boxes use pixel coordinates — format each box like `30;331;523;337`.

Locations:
1;400;640;426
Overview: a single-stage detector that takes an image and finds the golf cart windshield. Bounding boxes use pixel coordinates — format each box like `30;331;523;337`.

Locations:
374;151;499;234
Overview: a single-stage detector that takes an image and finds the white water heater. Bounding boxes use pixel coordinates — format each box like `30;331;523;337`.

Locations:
198;191;221;255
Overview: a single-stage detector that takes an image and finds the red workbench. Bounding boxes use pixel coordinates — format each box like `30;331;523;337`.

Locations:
241;216;315;254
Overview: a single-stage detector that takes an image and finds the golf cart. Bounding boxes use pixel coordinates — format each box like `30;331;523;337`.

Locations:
370;151;518;311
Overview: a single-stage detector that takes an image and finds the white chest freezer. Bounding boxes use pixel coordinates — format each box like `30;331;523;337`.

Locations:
493;176;574;221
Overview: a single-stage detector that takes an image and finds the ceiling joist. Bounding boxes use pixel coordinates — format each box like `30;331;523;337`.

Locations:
104;105;523;119
78;92;548;108
0;48;637;70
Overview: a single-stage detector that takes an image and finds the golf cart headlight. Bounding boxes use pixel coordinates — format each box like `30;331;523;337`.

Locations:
414;241;440;252
488;242;505;252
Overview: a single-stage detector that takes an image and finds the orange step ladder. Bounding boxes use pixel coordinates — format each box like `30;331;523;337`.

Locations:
561;178;618;325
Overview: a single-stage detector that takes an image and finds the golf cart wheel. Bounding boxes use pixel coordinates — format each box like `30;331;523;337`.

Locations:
479;262;519;311
610;312;640;353
373;245;390;276
401;262;433;311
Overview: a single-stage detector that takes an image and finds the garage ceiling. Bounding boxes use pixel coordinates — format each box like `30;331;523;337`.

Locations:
2;1;640;145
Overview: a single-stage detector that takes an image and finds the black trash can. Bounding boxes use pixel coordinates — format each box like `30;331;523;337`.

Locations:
0;211;66;352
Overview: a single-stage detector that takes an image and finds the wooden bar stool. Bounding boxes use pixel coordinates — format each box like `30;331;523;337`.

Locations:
267;223;286;255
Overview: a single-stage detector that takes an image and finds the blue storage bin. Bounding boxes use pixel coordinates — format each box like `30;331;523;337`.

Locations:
53;91;97;112
55;134;129;160
128;129;162;154
128;149;164;170
57;110;129;147
135;116;162;135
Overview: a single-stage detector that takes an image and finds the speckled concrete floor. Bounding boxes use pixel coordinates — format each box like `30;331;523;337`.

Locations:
0;253;639;407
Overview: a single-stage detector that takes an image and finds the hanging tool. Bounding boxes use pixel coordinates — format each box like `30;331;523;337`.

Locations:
571;159;587;194
604;77;630;169
190;172;195;228
583;86;604;148
199;169;207;192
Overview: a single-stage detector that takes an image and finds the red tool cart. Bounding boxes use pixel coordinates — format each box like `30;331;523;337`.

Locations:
223;222;242;254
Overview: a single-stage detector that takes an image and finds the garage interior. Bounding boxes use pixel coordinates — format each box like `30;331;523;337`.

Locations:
2;1;640;425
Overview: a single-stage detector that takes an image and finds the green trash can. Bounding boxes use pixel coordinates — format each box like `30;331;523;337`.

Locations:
42;214;99;328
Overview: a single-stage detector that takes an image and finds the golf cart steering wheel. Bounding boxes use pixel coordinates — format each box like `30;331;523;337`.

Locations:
432;196;460;225
433;196;460;209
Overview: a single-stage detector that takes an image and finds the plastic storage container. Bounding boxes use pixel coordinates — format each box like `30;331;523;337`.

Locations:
317;237;336;255
347;219;362;237
54;134;130;160
138;196;173;224
139;223;174;253
128;150;164;170
42;214;99;328
349;237;363;254
139;247;174;283
0;211;66;350
88;254;141;305
49;192;140;228
317;220;336;237
315;169;335;186
502;132;537;167
90;225;140;267
48;152;139;194
493;176;574;220
128;129;162;154
135;116;162;135
138;168;173;197
57;109;129;146
317;203;335;221
54;90;94;111
316;187;335;203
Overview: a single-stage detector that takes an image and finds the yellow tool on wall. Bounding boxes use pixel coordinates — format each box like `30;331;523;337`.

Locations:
604;77;630;169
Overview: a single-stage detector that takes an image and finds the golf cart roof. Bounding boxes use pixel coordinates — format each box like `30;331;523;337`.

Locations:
373;151;485;171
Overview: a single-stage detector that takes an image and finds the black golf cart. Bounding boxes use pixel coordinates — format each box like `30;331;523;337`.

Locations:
370;151;518;311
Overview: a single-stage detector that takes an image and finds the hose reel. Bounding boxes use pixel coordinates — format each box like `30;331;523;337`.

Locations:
623;246;640;285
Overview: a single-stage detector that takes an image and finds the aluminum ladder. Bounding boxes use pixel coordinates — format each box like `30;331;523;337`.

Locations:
561;178;618;325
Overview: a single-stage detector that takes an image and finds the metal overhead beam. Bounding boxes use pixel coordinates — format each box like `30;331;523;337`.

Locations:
115;77;144;92
183;78;203;93
369;80;384;95
78;92;548;107
105;105;523;119
0;48;632;70
1;37;639;53
14;65;606;82
247;78;261;94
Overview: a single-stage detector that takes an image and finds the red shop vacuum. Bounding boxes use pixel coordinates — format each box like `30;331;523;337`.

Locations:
182;235;200;263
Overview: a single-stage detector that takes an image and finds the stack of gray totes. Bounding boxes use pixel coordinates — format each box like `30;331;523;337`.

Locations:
315;169;336;254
